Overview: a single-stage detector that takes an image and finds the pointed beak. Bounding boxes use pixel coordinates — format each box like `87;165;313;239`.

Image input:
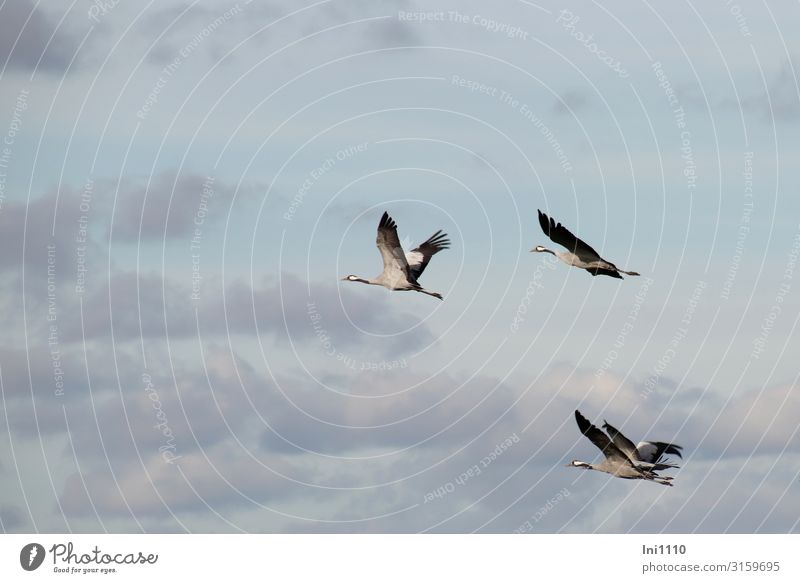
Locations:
340;276;348;281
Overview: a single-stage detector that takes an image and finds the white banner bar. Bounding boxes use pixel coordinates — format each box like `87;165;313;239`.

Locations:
1;534;796;582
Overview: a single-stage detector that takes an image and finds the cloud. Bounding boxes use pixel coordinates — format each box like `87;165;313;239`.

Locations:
0;505;25;531
0;170;249;282
136;0;424;71
61;345;270;467
5;345;797;531
141;2;265;67
0;1;77;72
259;368;520;455
43;270;434;361
54;346;303;518
760;59;800;121
111;173;243;242
59;441;302;517
0;345;142;444
552;89;590;115
0;183;102;280
698;380;800;457
680;59;800;122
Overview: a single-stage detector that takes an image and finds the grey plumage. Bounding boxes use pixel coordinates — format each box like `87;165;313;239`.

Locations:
533;210;640;279
602;419;682;471
342;211;449;300
569;410;681;486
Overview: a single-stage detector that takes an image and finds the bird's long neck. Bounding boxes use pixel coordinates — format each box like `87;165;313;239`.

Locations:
352;276;377;285
540;247;556;256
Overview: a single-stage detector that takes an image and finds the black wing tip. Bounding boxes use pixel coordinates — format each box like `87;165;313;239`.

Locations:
420;231;451;251
434;237;451;250
648;441;684;459
538;209;550;234
666;444;684;458
538;209;563;238
378;211;396;230
574;410;591;432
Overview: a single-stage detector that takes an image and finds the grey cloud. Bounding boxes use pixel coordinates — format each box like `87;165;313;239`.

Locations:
552;89;590;115
259;370;520;455
148;0;428;63
49;270;434;362
0;170;245;282
760;59;800;120
62;345;272;470
141;2;274;67
0;505;25;531
1;345;142;445
59;440;302;518
277;0;423;48
733;59;800;121
0;184;103;280
696;380;800;458
8;350;799;531
111;173;242;242
0;1;77;72
52;348;305;519
681;59;800;122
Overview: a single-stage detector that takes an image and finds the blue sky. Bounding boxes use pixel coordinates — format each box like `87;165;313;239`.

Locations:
0;0;798;533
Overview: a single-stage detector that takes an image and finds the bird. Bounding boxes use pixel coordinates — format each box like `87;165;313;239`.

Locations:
568;410;681;486
341;211;450;300
532;210;640;278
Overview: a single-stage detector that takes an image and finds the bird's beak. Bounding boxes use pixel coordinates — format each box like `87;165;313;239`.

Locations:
340;276;348;281
529;248;536;253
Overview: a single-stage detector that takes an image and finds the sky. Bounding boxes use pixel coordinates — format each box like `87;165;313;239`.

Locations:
0;0;798;534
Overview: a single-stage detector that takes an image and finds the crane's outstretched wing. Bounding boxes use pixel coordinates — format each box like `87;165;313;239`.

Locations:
636;441;683;464
406;230;450;280
602;420;640;461
575;410;634;466
538;210;602;261
588;267;624;279
376;212;413;280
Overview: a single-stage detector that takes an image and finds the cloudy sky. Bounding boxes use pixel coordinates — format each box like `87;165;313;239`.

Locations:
0;0;798;534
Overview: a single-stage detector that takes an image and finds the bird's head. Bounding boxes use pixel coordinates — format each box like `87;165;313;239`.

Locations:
341;275;369;284
531;245;548;253
566;460;591;469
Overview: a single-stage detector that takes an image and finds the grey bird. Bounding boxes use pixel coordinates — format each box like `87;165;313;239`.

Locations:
532;210;640;278
568;410;681;486
342;211;449;300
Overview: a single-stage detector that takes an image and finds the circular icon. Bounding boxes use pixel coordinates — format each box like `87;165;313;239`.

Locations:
20;543;46;571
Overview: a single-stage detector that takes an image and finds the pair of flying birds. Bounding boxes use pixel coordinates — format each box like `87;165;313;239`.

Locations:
341;210;639;300
342;212;681;486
